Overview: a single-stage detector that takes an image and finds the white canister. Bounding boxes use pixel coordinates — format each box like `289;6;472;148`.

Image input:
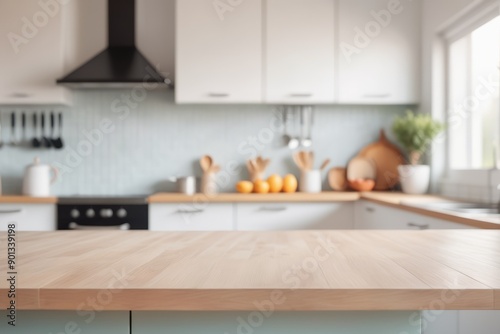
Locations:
398;165;430;194
22;157;59;197
299;170;323;193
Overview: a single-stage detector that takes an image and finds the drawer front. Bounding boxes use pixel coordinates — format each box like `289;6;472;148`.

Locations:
426;217;478;230
236;203;354;230
356;201;428;230
0;204;56;231
149;204;234;231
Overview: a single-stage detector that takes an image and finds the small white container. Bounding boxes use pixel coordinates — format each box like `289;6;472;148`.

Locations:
398;165;430;194
299;170;322;193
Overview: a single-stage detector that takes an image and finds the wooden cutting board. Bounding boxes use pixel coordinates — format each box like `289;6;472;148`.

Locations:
357;130;405;191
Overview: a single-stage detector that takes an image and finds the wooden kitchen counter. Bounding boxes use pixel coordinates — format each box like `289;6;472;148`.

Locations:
149;191;360;203
360;192;500;229
0;196;57;204
2;230;500;311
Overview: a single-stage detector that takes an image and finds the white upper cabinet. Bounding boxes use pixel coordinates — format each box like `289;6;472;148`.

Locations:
265;0;335;104
176;0;263;103
337;0;420;104
0;0;70;105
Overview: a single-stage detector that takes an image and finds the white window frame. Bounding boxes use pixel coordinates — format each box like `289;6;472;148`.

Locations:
440;0;500;185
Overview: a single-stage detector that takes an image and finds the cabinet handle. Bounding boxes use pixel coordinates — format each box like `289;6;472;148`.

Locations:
176;209;205;214
290;93;313;98
362;93;391;98
208;93;230;98
407;222;430;230
0;209;22;214
259;206;288;212
69;222;131;230
365;207;375;213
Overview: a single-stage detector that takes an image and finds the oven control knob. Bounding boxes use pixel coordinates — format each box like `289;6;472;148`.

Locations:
117;208;128;218
86;209;96;218
100;209;113;218
70;209;80;219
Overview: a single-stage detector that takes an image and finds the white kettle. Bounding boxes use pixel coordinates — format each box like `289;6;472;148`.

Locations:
22;157;59;197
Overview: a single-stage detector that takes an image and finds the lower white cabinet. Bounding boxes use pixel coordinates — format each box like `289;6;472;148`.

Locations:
422;310;500;334
236;203;354;230
0;204;56;231
355;201;476;230
149;203;234;231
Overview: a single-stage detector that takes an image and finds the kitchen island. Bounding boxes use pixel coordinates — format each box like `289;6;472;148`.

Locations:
1;230;499;333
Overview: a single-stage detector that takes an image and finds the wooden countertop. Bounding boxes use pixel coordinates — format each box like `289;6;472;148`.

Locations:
2;230;500;311
149;192;360;203
0;196;57;204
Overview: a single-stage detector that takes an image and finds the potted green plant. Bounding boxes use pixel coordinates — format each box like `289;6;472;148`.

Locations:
392;111;444;194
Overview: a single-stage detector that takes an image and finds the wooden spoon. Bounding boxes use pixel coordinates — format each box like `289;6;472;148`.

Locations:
200;155;213;172
293;152;306;171
320;159;330;171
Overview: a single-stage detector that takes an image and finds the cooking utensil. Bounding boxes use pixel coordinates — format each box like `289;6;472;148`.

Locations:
21;112;28;146
347;157;377;181
283;107;299;149
320;159;330;171
300;106;313;148
0;113;4;149
293;152;306;171
41;112;52;148
246;156;270;181
49;112;56;147
200;155;213;172
357;130;404;190
52;112;64;149
328;167;348;191
348;179;376;192
169;176;197;195
9;112;17;146
31;113;41;148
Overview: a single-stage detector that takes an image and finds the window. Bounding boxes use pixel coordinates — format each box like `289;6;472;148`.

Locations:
446;14;500;170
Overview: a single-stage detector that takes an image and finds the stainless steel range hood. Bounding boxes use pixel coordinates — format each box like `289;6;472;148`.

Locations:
57;0;171;88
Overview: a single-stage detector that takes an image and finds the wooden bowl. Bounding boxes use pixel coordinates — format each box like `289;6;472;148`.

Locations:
348;179;376;192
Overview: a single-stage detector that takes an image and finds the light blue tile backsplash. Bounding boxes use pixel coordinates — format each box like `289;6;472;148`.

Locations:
0;90;412;195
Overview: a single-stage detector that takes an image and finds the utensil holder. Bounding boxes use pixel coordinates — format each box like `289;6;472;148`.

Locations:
299;170;322;193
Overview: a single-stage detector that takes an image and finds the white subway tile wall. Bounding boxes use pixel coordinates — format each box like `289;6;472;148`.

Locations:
0;91;410;196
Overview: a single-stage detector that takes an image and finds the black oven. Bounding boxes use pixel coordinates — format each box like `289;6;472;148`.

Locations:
57;197;148;230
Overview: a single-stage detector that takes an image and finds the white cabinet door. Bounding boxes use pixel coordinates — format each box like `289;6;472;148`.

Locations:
459;311;500;334
149;204;234;231
0;0;69;105
425;216;477;230
337;0;420;104
355;201;478;230
355;201;425;230
266;0;335;104
0;204;56;231
236;203;354;230
176;0;262;103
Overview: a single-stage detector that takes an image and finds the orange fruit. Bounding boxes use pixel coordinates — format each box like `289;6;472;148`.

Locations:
267;174;284;193
236;181;254;194
282;174;298;193
253;180;270;194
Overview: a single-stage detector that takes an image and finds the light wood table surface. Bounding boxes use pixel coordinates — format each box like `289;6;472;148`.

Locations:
1;230;500;311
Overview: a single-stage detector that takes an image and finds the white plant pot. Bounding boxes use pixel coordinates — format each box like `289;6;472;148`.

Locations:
398;165;430;195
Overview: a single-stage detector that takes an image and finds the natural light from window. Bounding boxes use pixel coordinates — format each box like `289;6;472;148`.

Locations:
448;15;500;170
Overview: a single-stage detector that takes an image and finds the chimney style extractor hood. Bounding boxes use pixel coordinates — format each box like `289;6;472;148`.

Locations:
57;0;171;88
